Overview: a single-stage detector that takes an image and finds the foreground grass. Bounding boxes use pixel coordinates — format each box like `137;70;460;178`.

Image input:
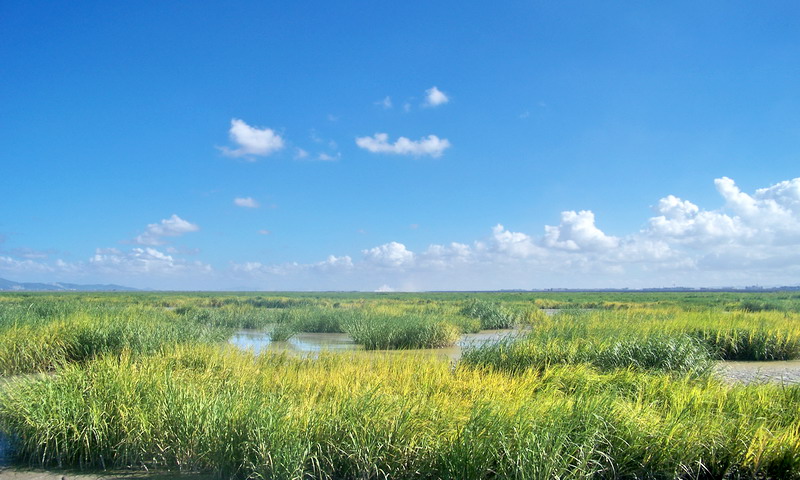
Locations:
2;346;800;479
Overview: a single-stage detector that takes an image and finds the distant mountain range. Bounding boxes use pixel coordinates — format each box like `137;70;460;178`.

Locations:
0;277;138;292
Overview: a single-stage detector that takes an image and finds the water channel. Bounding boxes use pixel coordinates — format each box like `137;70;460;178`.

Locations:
229;328;524;361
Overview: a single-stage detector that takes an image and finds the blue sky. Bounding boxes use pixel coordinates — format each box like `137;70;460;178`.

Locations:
1;1;799;290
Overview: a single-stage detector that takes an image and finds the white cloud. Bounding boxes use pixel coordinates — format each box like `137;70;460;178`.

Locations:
645;195;745;244
424;86;449;107
223;175;800;290
355;133;451;158
715;176;800;235
375;284;395;292
258;229;271;235
419;242;473;269
220;118;284;159
362;242;414;267
234;197;259;208
315;255;354;272
134;215;199;246
318;152;341;161
89;247;211;276
0;255;54;274
489;224;544;258
543;211;619;251
376;96;392;109
6;175;800;291
294;148;309;159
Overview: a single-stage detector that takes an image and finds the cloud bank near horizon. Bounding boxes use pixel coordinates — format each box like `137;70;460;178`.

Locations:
2;176;800;290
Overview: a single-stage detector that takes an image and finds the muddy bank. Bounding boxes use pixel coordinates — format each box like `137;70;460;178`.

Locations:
716;359;800;385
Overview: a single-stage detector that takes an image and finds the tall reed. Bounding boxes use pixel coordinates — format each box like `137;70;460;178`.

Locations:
1;346;799;479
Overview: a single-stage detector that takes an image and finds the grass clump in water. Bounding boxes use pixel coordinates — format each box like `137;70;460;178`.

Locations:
342;312;459;349
461;332;714;376
460;299;518;329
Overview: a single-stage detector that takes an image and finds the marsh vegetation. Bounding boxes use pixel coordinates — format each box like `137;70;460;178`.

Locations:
1;291;800;478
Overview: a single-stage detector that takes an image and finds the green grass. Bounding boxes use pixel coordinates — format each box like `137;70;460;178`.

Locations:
2;292;800;478
0;305;229;375
1;346;800;478
461;332;715;375
459;299;518;329
341;311;460;349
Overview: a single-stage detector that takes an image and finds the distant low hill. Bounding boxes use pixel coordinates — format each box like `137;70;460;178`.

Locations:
0;277;138;292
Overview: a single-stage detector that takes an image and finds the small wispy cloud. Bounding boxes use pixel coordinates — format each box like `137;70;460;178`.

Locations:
258;229;272;235
234;197;260;208
318;152;341;161
133;215;199;246
219;118;284;159
375;96;392;109
355;133;451;158
294;148;309;159
424;86;449;107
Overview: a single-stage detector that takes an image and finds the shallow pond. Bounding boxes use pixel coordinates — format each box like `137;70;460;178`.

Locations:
230;329;800;385
229;328;524;361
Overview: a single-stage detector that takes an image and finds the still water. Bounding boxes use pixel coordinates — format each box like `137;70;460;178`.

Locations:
230;328;800;384
229;328;523;361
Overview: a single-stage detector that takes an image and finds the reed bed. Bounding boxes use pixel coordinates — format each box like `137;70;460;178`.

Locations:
460;299;519;329
461;332;715;375
1;346;800;479
341;312;460;349
461;307;800;373
0;306;228;375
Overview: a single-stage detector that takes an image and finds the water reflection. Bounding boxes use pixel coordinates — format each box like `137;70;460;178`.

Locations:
229;328;524;361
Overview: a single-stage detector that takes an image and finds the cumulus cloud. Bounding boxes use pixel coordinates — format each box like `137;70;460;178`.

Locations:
316;255;354;271
543;211;619;251
355;133;451;158
424;86;449;107
715;176;800;236
645;195;745;244
487;224;544;259
6;175;800;291
419;242;473;269
234;197;259;208
362;242;414;267
89;247;211;276
225;175;800;290
134;215;199;246
220;118;284;159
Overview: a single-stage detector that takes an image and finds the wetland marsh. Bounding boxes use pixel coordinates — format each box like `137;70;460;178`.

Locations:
1;291;800;479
